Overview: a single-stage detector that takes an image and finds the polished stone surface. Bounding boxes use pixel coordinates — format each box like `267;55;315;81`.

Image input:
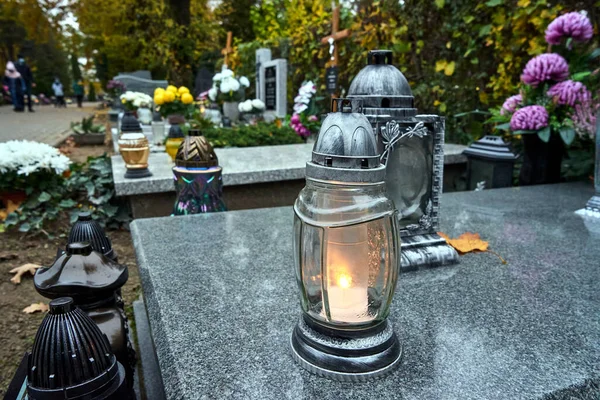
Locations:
131;182;600;399
114;143;467;196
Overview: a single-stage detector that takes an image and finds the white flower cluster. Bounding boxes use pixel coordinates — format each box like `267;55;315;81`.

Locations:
120;91;153;108
0;140;71;176
238;99;265;113
208;67;250;101
293;81;317;114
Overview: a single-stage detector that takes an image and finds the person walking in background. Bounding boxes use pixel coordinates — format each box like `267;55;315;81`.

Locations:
3;61;25;112
15;54;34;112
52;77;65;107
72;79;84;107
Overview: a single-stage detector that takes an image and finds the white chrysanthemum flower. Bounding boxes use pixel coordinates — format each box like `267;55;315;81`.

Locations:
251;99;265;110
221;68;234;78
0;140;71;176
208;87;218;101
213;73;223;82
239;76;250;87
229;78;240;92
220;80;232;93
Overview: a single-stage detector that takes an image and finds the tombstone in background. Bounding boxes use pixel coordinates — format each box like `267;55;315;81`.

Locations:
194;67;214;97
259;59;287;119
118;70;153;80
255;48;272;100
113;72;168;97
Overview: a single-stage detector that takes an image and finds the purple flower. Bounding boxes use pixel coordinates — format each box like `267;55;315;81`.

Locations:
500;94;523;115
291;114;301;124
545;12;593;45
521;54;569;86
510;105;549;131
547;80;592;106
308;115;318;122
570;94;599;139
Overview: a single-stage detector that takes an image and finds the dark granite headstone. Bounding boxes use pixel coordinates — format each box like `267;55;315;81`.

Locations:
194;67;214;96
113;72;168;97
265;66;277;111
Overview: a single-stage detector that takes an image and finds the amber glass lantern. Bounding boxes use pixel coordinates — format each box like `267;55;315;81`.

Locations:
291;99;401;381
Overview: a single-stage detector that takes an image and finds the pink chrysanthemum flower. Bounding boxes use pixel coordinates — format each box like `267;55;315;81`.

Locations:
545;12;594;45
521;54;569;86
547;80;592;106
510;105;549;131
571;94;599;139
501;94;523;115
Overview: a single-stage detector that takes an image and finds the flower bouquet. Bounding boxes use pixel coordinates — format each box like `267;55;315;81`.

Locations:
120;91;153;111
208;67;250;103
238;99;266;124
290;81;321;139
153;85;195;121
490;11;598;184
106;80;126;98
0;140;71;205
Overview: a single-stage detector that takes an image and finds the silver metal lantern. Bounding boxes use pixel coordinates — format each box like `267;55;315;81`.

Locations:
291;99;402;381
347;49;458;271
577;115;600;217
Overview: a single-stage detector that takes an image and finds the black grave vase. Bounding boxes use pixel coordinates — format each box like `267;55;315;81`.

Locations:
519;133;564;186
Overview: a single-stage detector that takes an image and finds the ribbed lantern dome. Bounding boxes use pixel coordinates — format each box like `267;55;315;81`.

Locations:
27;297;127;399
67;212;116;261
168;124;185;139
175;129;218;168
34;243;128;303
347;50;416;117
120;111;142;133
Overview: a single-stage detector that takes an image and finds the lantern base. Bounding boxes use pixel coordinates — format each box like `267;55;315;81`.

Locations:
124;168;152;179
290;316;402;382
576;195;600;218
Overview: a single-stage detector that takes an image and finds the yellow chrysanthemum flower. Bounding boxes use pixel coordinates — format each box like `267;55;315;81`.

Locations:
154;93;164;105
163;91;175;103
181;93;193;104
166;85;178;94
178;86;190;94
154;87;165;96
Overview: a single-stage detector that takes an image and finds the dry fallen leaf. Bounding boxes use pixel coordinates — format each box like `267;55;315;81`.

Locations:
439;231;506;264
0;252;18;262
0;199;21;222
9;263;42;284
23;302;49;314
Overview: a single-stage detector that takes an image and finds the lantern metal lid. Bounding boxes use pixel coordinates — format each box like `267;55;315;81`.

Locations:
66;212;117;261
34;242;128;304
168;123;185;139
463;135;519;161
175;129;219;168
347;50;416;118
120;111;142;133
306;98;385;183
27;297;128;400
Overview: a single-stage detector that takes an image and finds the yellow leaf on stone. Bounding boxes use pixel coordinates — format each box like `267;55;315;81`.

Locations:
439;232;489;253
444;61;456;76
23;302;49;314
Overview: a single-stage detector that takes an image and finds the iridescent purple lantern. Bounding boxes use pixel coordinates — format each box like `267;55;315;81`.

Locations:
172;129;227;215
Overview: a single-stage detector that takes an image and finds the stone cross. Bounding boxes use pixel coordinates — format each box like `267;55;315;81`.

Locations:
320;6;351;68
221;31;233;68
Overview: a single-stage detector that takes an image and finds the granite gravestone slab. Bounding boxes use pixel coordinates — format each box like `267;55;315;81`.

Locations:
260;59;287;119
131;182;600;399
194;67;214;97
256;48;272;100
113;73;168;97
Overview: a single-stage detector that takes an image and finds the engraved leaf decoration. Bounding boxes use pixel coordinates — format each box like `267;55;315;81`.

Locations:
23;302;49;314
9;263;42;284
439;232;506;264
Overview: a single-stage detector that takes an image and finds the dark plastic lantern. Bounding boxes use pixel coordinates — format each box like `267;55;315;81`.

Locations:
463;135;518;190
66;211;117;261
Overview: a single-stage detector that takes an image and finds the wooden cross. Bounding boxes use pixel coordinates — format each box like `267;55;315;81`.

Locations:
320;6;351;68
221;31;233;67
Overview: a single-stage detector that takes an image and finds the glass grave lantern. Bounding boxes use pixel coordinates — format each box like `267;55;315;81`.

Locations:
291;99;402;381
172;129;227;215
577;116;600;217
463;136;518;190
118;112;152;179
347;49;458;271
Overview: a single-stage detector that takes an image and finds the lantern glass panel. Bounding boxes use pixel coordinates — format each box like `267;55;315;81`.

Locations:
294;179;399;328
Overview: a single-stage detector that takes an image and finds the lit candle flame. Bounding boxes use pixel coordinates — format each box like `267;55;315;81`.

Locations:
337;274;352;289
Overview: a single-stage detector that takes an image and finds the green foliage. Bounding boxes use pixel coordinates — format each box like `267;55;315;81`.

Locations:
70;116;106;135
201;122;304;148
4;155;130;236
88;83;96;102
71;54;82;81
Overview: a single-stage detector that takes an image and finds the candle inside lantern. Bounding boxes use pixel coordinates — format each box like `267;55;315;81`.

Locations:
322;224;370;323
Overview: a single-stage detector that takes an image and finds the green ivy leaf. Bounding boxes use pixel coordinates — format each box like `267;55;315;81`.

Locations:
478;25;492;37
590;48;600;59
85;181;95;197
559;127;575;146
485;0;503;7
571;71;591;81
38;192;51;203
59;199;77;208
512;130;537;135
19;222;31;232
434;0;445;8
495;122;511;131
537;127;551;143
